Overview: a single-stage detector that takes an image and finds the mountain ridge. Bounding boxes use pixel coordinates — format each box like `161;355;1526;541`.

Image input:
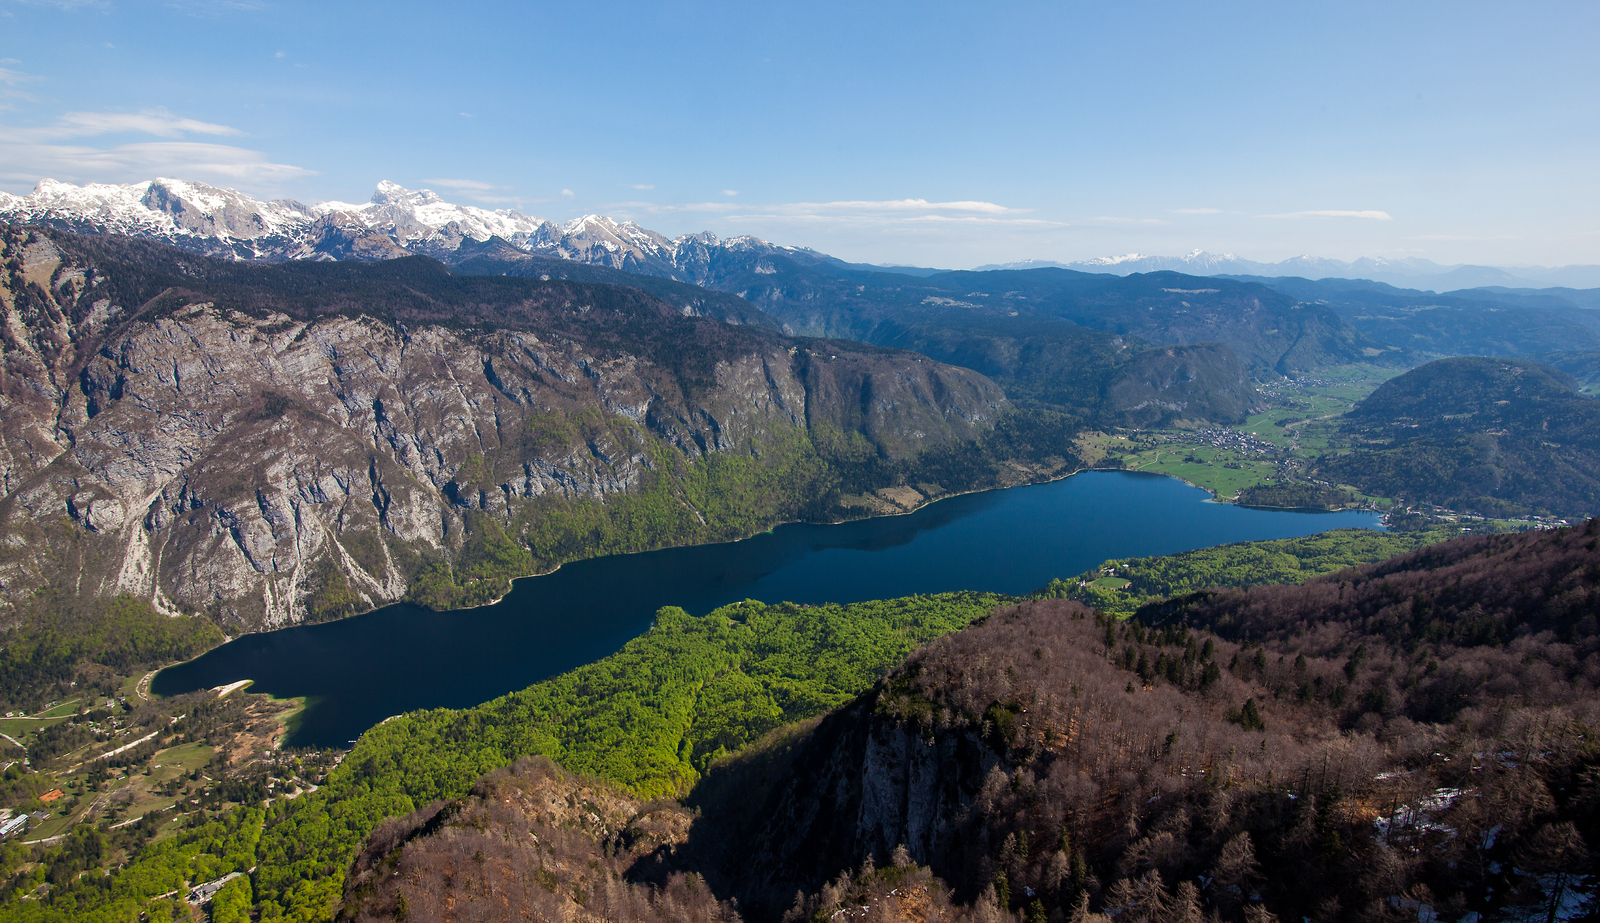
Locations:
7;178;1598;291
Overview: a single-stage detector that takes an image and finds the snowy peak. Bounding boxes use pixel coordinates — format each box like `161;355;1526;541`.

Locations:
1081;253;1148;266
7;177;1597;289
370;179;442;207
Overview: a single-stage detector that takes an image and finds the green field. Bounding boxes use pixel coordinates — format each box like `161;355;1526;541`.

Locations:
1087;365;1403;503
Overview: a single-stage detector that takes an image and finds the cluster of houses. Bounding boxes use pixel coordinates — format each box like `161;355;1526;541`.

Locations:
1161;428;1280;458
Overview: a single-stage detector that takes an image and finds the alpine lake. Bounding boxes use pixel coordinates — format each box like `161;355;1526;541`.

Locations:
153;471;1383;748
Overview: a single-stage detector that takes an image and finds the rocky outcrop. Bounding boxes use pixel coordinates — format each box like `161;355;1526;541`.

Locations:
0;228;1009;630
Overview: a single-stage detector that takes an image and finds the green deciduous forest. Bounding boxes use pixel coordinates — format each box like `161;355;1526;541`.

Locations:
1032;527;1456;618
0;592;1003;921
0;596;223;708
1;807;263;923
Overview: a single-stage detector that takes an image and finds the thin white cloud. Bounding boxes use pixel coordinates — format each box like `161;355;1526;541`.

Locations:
419;177;531;206
1263;209;1394;220
624;183;654;190
560;188;575;198
0;108;243;143
41;109;243;140
0;139;315;188
0;67;41;107
422;177;502;192
0;109;310;189
1087;216;1169;225
632;197;1031;224
798;198;1021;214
1408;234;1521;241
1169;207;1223;214
721;189;738;196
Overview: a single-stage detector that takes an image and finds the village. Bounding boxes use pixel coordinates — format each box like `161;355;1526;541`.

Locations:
0;676;344;914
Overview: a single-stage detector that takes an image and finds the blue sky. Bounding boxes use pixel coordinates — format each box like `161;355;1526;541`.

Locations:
1;0;1596;269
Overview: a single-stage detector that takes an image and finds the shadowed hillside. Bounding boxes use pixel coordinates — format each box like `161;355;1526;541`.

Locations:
1317;357;1600;518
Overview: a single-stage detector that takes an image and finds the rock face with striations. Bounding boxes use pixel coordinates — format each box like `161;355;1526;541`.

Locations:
0;228;1009;630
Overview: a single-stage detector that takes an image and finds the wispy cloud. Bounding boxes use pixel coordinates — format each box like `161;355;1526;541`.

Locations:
1408;234;1521;241
37;109;242;140
1087;216;1168;225
0;141;315;187
636;197;1030;218
0;108;311;189
0;66;41;108
1169;207;1223;215
624;183;654;190
1263;209;1394;220
420;177;530;206
799;198;1022;214
605;195;1053;233
721;189;738;196
422;177;501;192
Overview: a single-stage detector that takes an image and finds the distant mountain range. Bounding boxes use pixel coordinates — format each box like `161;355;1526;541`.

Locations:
0;177;847;282
5;178;1596;292
977;250;1600;291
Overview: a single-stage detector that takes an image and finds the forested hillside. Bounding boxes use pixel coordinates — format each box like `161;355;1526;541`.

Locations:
5;522;1595;922
1317;357;1600;518
695;521;1600;922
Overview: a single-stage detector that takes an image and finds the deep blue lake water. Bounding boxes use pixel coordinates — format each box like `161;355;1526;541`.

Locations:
152;471;1382;748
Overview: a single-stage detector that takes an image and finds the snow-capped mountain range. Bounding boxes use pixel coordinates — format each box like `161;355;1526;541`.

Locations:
3;178;1596;291
0;177;796;280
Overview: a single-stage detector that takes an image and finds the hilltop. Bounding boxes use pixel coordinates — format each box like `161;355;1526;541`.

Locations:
1316;357;1600;518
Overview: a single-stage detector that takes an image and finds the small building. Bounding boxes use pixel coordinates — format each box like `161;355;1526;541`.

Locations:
187;872;243;905
0;815;27;840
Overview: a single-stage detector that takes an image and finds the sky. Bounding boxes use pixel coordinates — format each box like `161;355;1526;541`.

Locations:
0;0;1596;270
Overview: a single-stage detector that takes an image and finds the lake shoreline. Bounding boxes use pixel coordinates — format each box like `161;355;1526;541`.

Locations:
153;472;1383;749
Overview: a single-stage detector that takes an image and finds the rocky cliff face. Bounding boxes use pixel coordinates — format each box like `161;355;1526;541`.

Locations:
0;228;1008;630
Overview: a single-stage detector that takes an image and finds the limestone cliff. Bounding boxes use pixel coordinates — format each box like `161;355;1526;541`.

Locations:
0;228;1009;630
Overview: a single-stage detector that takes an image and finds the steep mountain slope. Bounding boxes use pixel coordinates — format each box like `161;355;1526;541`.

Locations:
1316;357;1600;517
0;227;1019;630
